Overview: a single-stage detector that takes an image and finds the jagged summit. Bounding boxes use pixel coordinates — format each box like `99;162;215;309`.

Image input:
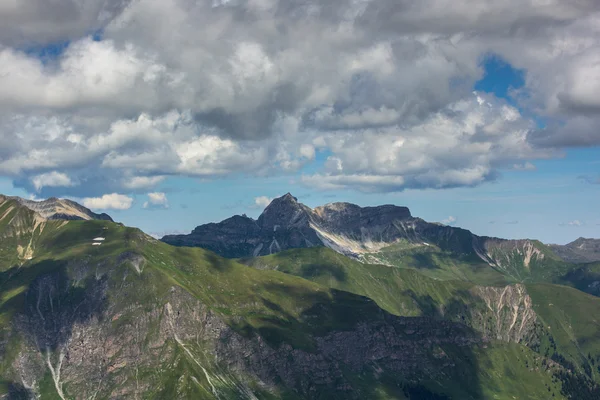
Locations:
162;192;582;275
162;193;418;257
257;193;311;230
0;194;113;222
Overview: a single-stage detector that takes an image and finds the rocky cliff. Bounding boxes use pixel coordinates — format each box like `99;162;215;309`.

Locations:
551;238;600;263
162;193;559;276
4;196;113;222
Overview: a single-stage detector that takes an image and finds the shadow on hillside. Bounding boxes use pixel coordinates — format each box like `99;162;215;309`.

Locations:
229;281;486;399
0;259;108;353
407;253;442;270
204;251;234;272
558;265;600;297
299;263;347;282
2;381;34;400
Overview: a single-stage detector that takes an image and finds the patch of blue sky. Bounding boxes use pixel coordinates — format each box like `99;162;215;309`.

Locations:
475;54;525;103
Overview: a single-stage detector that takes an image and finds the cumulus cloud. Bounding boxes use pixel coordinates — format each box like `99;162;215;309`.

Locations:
302;94;553;191
0;0;598;195
143;192;169;209
82;193;133;210
252;196;273;209
31;171;74;192
122;176;165;190
441;216;456;225
0;0;129;46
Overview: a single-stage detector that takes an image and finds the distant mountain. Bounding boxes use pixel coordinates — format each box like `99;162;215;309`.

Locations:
0;195;113;222
551;238;600;263
162;193;572;282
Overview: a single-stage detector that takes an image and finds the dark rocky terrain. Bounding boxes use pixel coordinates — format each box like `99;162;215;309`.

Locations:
162;193;572;279
551;238;600;263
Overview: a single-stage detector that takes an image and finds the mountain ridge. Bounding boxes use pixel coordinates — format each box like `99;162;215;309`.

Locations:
162;193;584;279
0;195;113;222
551;237;600;263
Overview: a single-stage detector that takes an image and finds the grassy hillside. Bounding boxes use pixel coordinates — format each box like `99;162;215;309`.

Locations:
358;241;508;285
241;247;482;318
243;247;600;396
555;262;600;297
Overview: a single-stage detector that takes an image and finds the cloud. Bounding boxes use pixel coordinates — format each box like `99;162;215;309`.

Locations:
0;0;129;46
143;192;169;209
252;196;273;209
506;220;519;225
122;176;165;190
512;162;536;171
82;193;133;210
0;0;598;195
31;171;74;192
441;216;456;225
302;94;554;192
578;175;600;184
560;220;584;227
148;229;187;239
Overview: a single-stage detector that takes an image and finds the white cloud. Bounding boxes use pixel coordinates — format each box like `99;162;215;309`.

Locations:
143;192;169;209
252;196;273;209
512;162;536;171
442;216;457;225
567;220;583;227
0;0;598;196
302;94;554;192
122;176;165;190
82;193;133;210
31;171;74;192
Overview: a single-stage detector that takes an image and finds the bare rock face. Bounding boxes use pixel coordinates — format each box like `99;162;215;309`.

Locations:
162;193;562;270
471;284;537;343
3;195;113;222
551;238;600;263
162;193;417;257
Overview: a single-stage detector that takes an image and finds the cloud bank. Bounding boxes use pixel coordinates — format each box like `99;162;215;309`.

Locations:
0;0;598;197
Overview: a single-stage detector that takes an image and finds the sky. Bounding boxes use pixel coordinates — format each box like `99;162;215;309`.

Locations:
0;0;599;245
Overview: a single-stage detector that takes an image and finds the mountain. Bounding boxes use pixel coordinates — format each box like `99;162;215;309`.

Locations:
1;195;113;222
2;194;600;399
163;193;575;285
551;238;600;263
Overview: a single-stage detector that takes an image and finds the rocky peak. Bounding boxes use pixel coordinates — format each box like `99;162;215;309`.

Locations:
257;193;310;230
314;202;412;233
6;195;113;222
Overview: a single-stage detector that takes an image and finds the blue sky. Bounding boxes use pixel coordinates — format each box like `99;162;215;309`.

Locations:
0;1;599;245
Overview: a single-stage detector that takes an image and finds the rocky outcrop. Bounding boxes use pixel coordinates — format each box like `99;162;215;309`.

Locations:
471;284;537;343
8;196;113;222
162;193;560;271
163;193;418;257
551;238;600;263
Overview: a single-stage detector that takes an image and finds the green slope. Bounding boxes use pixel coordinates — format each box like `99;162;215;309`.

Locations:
359;241;510;286
243;247;600;397
240;247;482;318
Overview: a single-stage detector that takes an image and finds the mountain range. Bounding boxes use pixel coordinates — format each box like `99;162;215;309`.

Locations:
1;193;600;399
163;193;600;286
